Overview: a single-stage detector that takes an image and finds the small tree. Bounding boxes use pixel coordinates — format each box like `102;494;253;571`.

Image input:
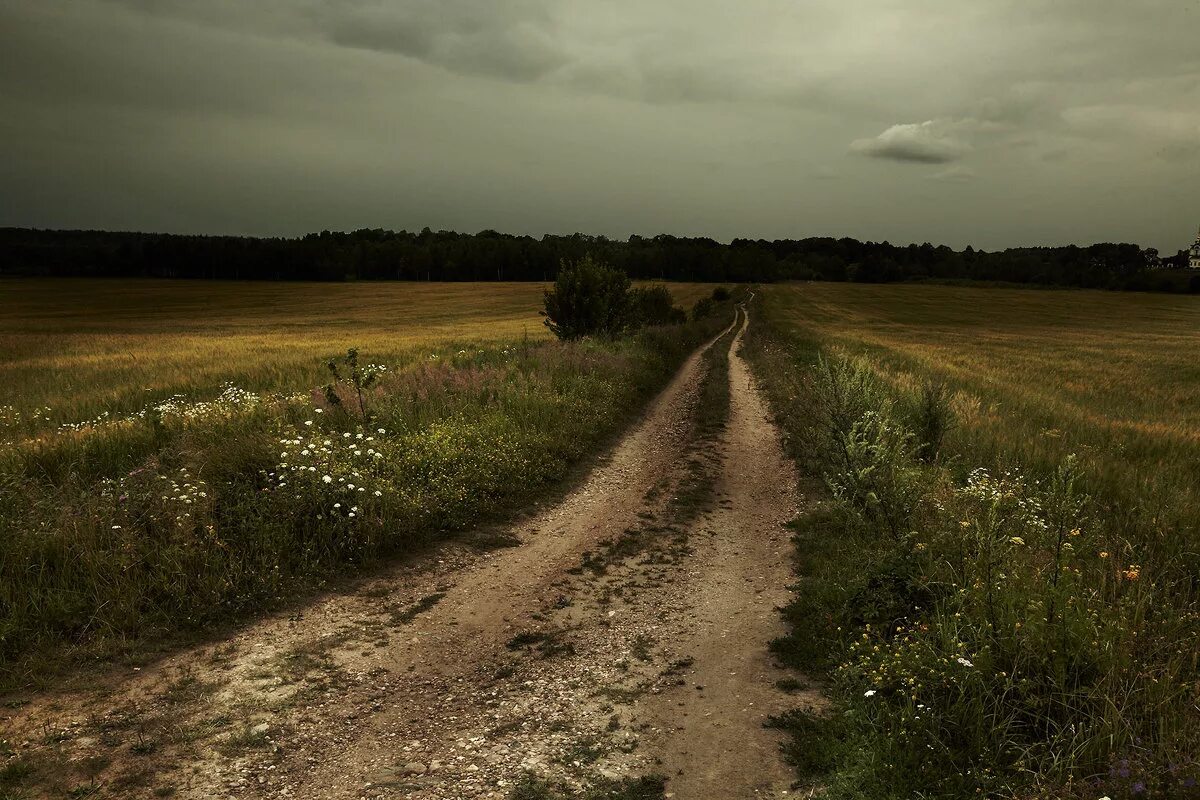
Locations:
629;285;686;327
542;255;633;340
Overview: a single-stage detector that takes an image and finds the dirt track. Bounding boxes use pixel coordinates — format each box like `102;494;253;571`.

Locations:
1;304;817;799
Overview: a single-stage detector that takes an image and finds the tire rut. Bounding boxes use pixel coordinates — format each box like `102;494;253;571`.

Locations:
1;307;814;800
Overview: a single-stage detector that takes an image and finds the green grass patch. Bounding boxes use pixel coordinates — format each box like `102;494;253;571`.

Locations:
746;285;1200;799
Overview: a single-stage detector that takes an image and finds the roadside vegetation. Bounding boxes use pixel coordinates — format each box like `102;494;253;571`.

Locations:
747;283;1200;799
0;269;732;691
0;278;718;436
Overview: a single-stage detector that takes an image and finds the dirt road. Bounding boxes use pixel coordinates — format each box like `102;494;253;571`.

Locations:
1;304;817;799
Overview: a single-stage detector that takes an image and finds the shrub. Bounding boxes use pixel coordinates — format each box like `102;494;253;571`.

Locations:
542;255;633;340
690;296;716;321
711;286;731;302
629;285;686;327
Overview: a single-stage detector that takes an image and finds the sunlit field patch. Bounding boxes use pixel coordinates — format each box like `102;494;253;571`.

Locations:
0;278;717;437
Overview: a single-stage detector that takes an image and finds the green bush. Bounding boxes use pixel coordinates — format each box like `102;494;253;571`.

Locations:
542;255;634;340
629;285;686;327
690;296;716;321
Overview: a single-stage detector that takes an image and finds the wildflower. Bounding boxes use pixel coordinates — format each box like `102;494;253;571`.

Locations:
1100;551;1109;559
956;657;974;667
315;408;324;414
322;475;333;484
864;689;877;697
304;420;314;426
374;490;382;497
1123;566;1141;581
112;525;122;530
1009;536;1025;546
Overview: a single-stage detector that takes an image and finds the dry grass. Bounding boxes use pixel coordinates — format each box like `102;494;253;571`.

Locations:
0;278;716;431
759;282;1200;533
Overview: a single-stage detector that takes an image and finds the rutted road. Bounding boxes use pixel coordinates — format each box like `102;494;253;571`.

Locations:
2;303;817;799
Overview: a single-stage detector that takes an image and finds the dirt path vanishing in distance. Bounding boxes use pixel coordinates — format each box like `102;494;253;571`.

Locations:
1;303;820;799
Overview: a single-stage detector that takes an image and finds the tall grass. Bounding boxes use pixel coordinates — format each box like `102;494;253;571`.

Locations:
746;284;1200;799
0;296;731;688
0;278;719;437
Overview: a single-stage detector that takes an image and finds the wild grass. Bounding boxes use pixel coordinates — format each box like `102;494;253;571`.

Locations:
0;278;727;690
747;283;1200;799
0;278;717;438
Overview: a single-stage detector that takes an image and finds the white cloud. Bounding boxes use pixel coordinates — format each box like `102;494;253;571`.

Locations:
850;120;970;164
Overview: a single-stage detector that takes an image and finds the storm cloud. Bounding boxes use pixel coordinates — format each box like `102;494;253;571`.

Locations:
1;0;1197;250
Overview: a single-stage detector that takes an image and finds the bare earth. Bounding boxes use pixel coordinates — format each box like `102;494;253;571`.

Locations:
2;306;821;799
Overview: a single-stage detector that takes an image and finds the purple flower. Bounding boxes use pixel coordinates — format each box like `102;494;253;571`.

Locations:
1132;781;1145;794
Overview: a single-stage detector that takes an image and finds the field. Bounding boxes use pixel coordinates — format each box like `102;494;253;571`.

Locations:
749;283;1200;798
760;283;1200;528
0;279;717;434
0;277;723;686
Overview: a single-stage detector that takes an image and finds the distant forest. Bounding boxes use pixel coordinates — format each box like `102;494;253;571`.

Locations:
2;227;1197;292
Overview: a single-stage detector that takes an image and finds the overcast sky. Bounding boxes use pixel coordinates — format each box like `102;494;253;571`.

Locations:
1;0;1198;251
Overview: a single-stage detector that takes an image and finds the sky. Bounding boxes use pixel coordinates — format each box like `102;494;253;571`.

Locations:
1;0;1198;252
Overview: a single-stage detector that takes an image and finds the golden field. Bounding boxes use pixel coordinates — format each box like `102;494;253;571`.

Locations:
758;282;1200;526
0;278;715;430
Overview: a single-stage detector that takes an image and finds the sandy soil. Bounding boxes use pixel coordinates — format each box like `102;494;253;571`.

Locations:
1;304;819;799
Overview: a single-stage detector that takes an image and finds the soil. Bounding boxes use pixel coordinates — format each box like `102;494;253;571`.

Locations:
0;303;821;799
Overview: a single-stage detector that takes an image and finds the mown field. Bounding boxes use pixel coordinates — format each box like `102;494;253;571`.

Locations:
0;277;725;689
0;279;716;435
749;283;1200;799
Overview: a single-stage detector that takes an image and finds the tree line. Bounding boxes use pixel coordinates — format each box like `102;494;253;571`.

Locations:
2;226;1197;292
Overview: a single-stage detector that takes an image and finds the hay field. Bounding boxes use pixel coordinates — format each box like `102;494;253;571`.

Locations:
759;282;1200;527
0;279;715;432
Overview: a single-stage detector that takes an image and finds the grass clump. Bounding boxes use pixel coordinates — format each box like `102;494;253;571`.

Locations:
746;286;1200;799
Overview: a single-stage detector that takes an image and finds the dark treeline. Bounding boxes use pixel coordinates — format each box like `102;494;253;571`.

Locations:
2;227;1197;292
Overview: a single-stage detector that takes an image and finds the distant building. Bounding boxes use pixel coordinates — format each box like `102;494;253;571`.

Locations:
1192;226;1200;269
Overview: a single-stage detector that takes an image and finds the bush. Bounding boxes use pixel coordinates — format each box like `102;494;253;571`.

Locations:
542;255;633;340
711;286;731;302
629;285;686;327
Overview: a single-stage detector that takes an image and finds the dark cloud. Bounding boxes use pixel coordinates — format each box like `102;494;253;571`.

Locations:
1;0;1199;250
319;1;570;82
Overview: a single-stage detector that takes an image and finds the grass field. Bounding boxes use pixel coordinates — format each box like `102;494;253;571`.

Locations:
0;277;727;688
760;283;1200;532
750;283;1200;799
0;279;717;435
